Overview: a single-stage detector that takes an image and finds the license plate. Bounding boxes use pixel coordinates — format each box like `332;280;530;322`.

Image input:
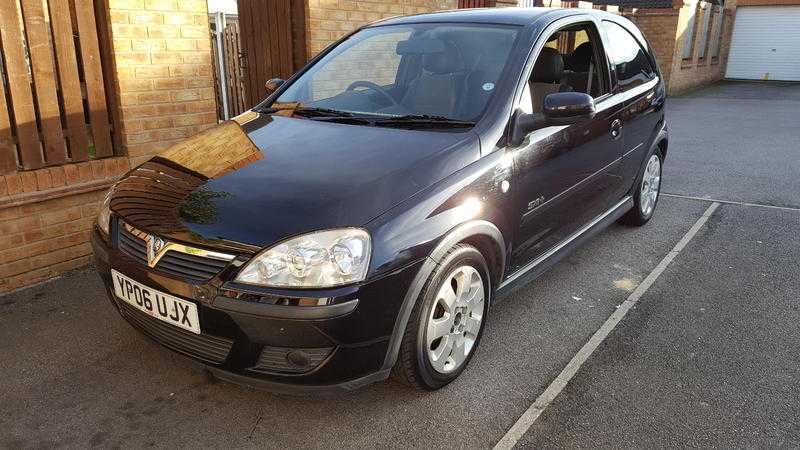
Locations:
111;269;201;334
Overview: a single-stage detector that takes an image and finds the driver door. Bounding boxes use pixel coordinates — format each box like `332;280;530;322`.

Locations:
506;19;625;274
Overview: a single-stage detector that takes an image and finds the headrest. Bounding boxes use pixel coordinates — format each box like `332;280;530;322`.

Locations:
565;42;593;72
397;38;465;75
532;47;563;84
420;40;464;75
396;38;445;55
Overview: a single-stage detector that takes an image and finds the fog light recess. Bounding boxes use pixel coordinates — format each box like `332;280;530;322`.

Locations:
248;346;335;375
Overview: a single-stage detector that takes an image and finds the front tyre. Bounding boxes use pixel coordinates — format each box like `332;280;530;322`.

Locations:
394;244;490;390
621;152;662;226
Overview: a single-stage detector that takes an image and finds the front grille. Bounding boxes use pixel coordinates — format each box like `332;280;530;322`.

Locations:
116;222;231;282
117;222;148;264
249;346;334;375
157;251;231;281
117;301;234;364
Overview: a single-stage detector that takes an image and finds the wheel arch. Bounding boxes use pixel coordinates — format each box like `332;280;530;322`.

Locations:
381;219;506;372
657;136;668;160
428;220;506;289
628;127;668;197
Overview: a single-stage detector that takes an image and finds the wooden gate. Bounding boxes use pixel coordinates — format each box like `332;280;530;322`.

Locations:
210;15;247;119
237;0;306;108
458;0;494;7
0;0;115;175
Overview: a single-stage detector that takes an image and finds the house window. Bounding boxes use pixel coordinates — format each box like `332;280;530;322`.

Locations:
698;5;713;59
710;10;725;59
682;0;698;60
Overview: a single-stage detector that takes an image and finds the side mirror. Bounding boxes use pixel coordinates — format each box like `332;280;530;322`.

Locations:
542;91;595;125
511;92;596;146
265;78;285;95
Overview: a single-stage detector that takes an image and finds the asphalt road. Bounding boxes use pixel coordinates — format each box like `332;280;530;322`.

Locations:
1;81;798;449
518;204;800;449
663;81;800;207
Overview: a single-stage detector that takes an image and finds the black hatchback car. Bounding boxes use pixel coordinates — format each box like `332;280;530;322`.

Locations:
91;7;667;392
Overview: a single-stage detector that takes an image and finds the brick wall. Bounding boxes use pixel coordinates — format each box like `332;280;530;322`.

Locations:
627;0;733;95
0;158;129;292
666;1;732;94
108;0;218;167
306;0;458;57
1;0;218;294
626;8;680;87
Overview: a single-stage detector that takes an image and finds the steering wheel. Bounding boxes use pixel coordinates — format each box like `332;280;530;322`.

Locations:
346;80;400;108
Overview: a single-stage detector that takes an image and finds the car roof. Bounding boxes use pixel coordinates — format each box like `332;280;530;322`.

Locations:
372;7;618;27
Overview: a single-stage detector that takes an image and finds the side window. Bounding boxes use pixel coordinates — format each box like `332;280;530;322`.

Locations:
602;21;656;91
521;22;610;114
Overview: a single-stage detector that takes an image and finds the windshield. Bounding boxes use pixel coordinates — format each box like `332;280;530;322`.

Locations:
273;23;520;123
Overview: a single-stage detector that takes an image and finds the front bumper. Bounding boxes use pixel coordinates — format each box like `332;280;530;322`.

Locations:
91;229;422;393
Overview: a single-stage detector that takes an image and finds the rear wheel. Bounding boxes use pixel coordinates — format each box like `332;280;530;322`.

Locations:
621;152;662;226
394;244;489;390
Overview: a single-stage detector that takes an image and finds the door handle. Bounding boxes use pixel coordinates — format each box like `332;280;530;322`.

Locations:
610;119;622;140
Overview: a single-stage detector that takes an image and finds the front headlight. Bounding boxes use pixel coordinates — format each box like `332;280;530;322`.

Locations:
235;228;371;288
97;189;112;235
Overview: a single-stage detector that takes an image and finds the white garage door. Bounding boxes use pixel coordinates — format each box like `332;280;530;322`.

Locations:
725;6;800;81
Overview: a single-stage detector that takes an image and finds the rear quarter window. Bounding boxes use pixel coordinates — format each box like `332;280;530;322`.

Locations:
602;21;656;91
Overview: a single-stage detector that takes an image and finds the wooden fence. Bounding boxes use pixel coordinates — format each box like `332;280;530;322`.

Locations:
0;0;115;176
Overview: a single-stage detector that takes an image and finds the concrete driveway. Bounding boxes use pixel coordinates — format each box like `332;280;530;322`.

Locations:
2;81;799;449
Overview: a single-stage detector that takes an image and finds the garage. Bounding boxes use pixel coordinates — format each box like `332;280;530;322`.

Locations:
725;5;800;81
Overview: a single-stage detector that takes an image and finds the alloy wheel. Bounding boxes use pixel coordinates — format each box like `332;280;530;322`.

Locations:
640;154;661;217
425;265;485;374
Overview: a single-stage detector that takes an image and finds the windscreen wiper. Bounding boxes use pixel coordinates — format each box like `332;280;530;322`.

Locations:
254;106;362;118
292;107;357;117
287;107;377;124
371;114;475;128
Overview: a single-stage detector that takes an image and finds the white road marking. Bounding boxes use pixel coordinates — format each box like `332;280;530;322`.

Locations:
493;202;720;450
663;192;800;212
